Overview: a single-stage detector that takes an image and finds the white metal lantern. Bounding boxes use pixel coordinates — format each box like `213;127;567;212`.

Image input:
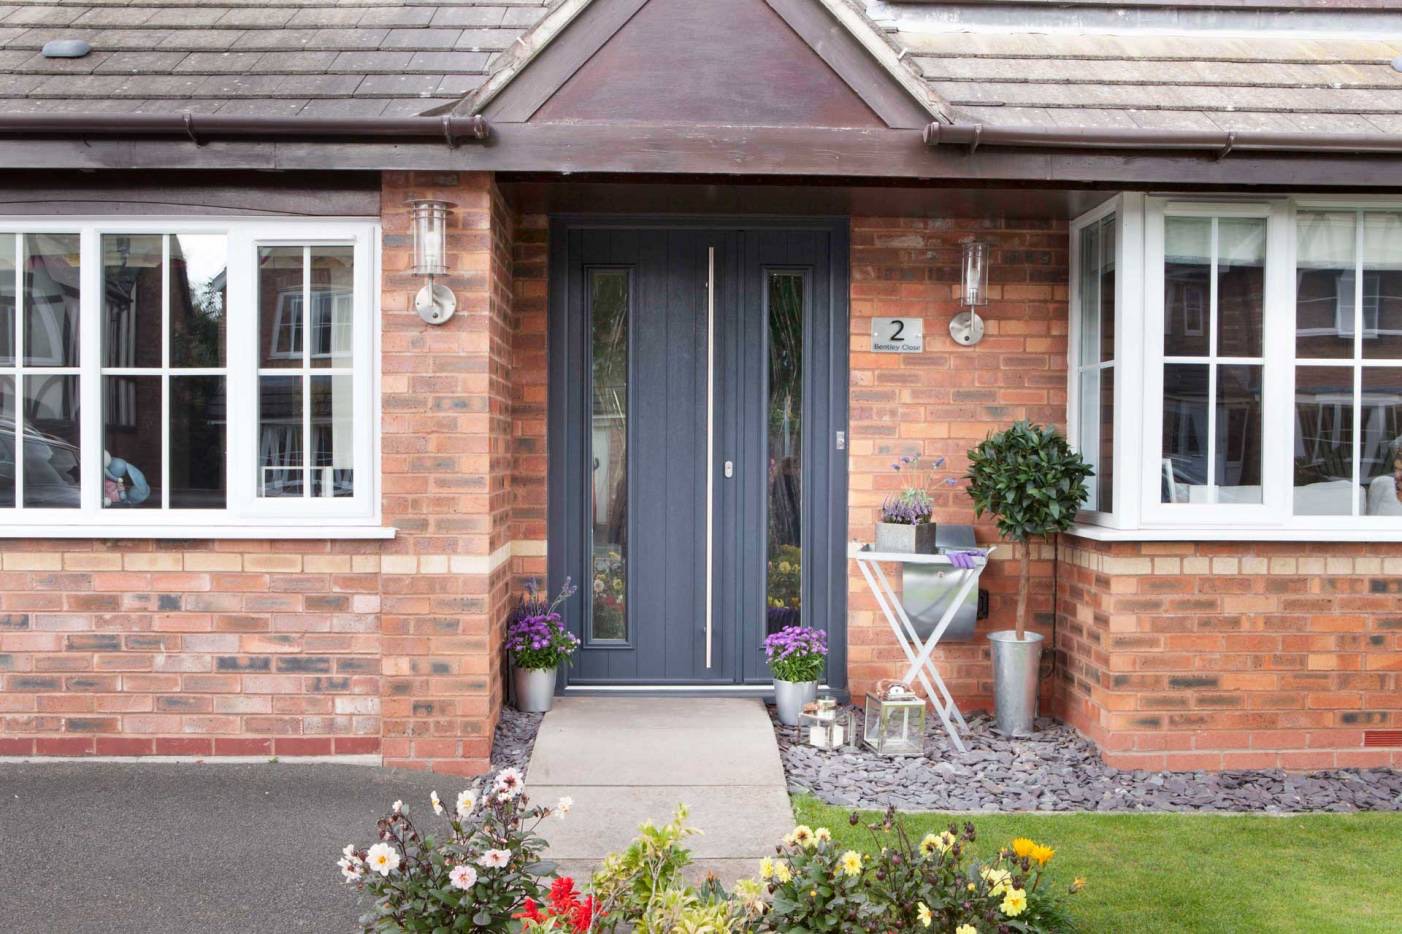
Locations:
862;682;927;756
407;198;456;324
950;237;989;346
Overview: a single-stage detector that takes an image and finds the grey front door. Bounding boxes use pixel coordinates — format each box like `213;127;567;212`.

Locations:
549;220;848;688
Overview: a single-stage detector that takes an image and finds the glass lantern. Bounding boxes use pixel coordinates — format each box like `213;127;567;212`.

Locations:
798;697;854;751
863;683;927;756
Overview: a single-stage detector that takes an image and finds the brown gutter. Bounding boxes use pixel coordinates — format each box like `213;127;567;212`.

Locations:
0;113;489;147
925;123;1402;158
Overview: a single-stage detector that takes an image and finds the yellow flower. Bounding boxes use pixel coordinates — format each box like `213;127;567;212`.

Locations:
1011;837;1036;859
956;926;976;934
774;862;793;884
1001;888;1028;918
981;867;1012;897
916;902;932;928
1030;843;1055;866
1071;876;1087;893
790;825;816;848
967;883;976;892
758;857;775;880
917;830;956;856
839;850;863;878
813;827;832;844
779;561;792;573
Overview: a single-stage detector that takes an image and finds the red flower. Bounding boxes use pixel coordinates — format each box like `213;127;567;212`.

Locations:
513;897;544;923
549;875;578;910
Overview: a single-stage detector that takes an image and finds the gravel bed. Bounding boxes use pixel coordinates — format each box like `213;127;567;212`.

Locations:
775;708;1402;813
490;706;543;774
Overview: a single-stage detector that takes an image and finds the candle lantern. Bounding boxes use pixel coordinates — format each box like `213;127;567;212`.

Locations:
798;697;854;751
862;682;927;756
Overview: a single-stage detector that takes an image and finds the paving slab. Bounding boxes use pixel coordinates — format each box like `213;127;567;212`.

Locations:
526;696;793;872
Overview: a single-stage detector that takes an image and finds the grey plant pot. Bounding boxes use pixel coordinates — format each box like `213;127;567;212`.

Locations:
874;521;938;555
989;631;1044;736
773;678;818;726
513;665;558;714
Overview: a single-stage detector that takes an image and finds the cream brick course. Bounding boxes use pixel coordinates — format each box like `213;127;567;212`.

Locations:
243;554;303;573
183;554;244;572
123;554;184;572
63;553;124;571
4;553;63;571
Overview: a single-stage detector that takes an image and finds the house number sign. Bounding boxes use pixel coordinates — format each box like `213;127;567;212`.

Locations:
871;317;923;353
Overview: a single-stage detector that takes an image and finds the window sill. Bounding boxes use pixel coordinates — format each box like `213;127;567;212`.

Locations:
1069;523;1402;543
0;524;398;541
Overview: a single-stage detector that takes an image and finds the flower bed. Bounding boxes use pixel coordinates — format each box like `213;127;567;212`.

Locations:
340;772;1081;932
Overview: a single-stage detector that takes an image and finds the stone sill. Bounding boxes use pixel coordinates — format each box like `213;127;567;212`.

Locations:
0;525;398;541
1069;523;1402;543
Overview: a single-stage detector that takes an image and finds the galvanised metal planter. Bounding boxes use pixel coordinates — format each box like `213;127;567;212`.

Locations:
989;631;1043;736
773;678;818;726
874;521;938;555
513;665;558;713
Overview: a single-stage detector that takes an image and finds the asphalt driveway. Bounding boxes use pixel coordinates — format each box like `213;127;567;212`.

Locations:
1;761;455;933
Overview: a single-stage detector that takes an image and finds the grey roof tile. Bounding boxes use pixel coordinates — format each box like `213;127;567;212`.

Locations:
216;8;295;28
212;96;310;116
355;72;442;97
286;8;366;29
173;51;266;74
308;28;387;50
143;7;227;28
273;72;364;97
156;30;244;51
453;28;515;51
357;7;435;29
229;29;317;51
407;50;491;73
381;28;462;50
251;50;340;74
499;7;545;28
3;5;83;27
435;73;485;97
70;6;154;28
93;50;189;73
328;50;416;73
431;6;506;28
299;95;387;117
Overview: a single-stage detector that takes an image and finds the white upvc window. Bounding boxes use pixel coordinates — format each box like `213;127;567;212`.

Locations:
1069;195;1402;540
0;217;385;539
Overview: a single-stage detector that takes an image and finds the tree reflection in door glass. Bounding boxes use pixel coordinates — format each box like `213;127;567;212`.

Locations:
767;272;803;635
590;269;629;641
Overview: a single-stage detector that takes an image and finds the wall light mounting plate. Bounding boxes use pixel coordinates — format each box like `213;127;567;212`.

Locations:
949;310;984;346
416;282;457;325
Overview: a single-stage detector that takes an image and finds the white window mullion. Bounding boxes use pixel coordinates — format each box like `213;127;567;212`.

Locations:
12;233;23;512
1351;212;1365;518
301;245;311;498
160;234;170;510
1205;217;1220;501
79;227;102;515
226;229;256;517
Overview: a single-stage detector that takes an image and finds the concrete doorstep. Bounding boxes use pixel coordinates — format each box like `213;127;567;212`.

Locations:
526;697;794;885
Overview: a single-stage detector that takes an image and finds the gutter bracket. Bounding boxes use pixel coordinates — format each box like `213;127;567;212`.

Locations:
968;124;982;156
442;115;458;149
183;113;203;147
1217;131;1236;161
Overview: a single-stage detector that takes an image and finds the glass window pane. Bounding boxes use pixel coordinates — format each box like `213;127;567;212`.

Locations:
0;375;13;507
24;233;80;367
589;269;628;642
22;374;80;507
1163;217;1211;357
1362;367;1402;516
1217;219;1265;358
170;234;227;368
101;234;163;369
1100;216;1116;363
1362;214;1402;360
1294;365;1355;516
1099;365;1114;513
767;272;803;635
1296;212;1356;360
1078;222;1102;366
310;246;353;368
258;374;302;497
0;233;15;367
171;376;226;508
310;374;352;498
1162;363;1208;502
101;376;160;509
1216;363;1263;502
1077;367;1108;511
259;246;303;369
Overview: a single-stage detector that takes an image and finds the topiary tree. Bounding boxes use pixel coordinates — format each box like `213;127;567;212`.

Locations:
966;421;1093;640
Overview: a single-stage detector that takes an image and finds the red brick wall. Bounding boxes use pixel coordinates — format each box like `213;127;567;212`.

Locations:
0;171;523;776
1058;537;1402;770
509;214;550;591
846;216;1068;708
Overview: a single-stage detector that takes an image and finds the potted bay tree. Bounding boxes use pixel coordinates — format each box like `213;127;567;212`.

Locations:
966;422;1091;736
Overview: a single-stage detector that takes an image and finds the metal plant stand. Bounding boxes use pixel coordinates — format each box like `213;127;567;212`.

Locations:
852;545;994;753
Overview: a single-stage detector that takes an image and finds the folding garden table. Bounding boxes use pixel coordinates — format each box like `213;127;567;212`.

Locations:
852;545;995;753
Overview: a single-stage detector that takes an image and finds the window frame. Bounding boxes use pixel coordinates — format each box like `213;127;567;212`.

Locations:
0;215;384;538
1070;194;1402;540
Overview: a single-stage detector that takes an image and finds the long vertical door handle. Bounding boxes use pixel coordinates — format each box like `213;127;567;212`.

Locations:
704;245;715;670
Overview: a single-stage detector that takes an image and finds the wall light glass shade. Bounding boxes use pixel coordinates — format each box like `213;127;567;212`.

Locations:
408;199;451;276
961;238;990;307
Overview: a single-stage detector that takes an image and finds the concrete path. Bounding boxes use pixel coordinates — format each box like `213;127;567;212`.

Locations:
527;697;793;884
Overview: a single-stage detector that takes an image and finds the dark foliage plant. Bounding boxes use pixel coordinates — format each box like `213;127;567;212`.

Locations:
966;422;1092;639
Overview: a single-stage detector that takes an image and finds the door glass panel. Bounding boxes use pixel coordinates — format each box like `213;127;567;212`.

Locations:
767;272;803;635
589;269;628;642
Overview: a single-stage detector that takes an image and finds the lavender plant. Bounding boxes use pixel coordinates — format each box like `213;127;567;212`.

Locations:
762;625;828;683
880;454;959;525
507;579;580;671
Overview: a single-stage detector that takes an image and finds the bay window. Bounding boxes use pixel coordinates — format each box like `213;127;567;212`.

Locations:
0;218;381;537
1070;196;1402;538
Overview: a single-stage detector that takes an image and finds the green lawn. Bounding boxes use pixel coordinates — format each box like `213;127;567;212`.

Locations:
792;796;1402;933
